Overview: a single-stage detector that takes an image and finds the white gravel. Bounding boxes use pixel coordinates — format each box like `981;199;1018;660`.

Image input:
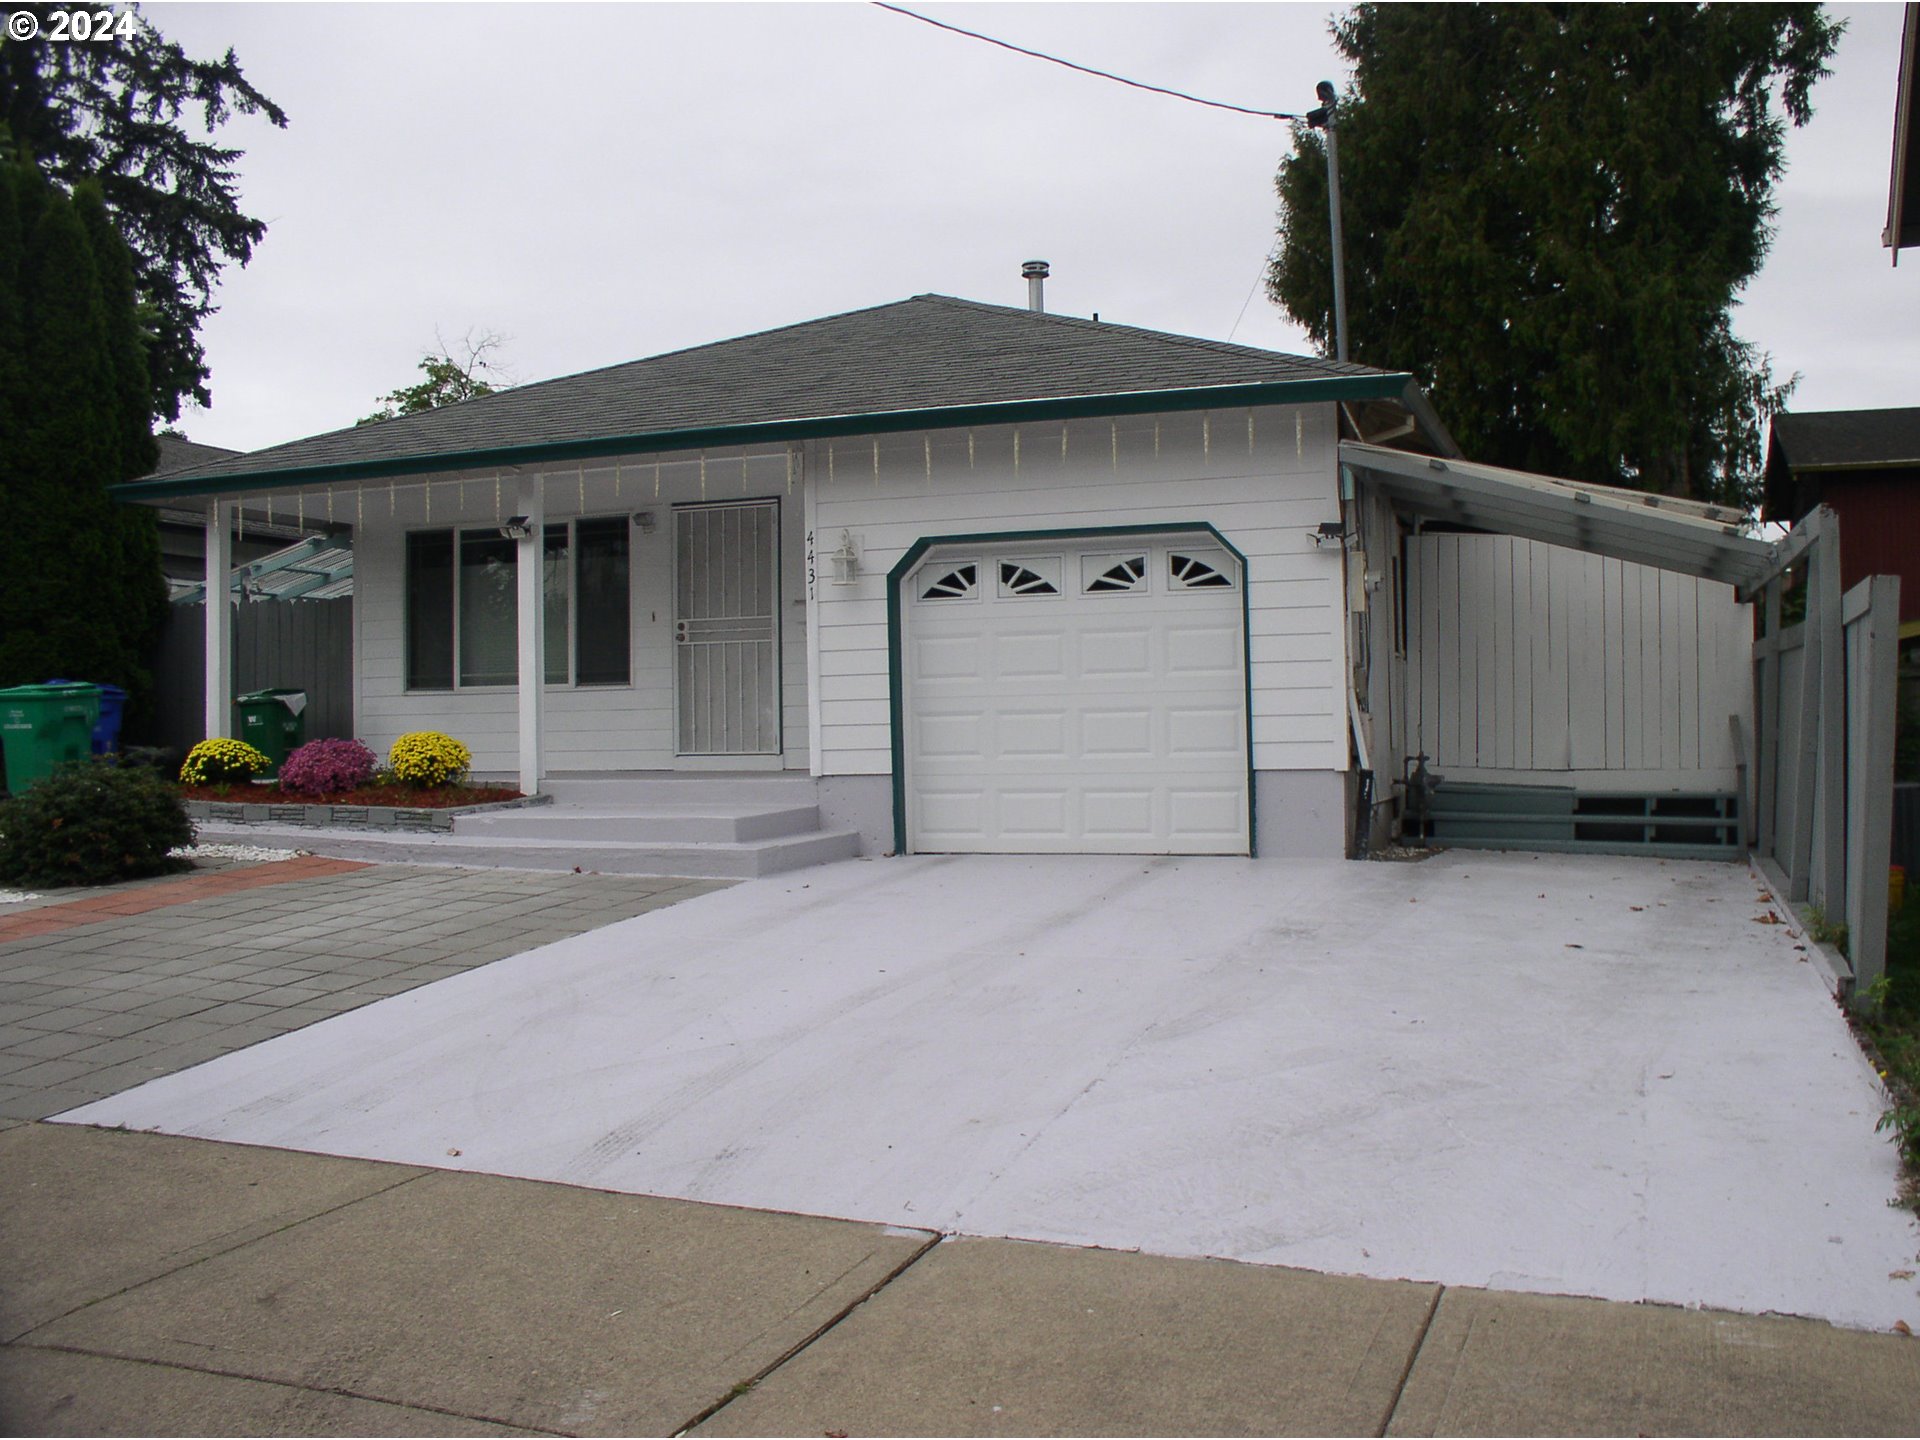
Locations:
169;843;308;863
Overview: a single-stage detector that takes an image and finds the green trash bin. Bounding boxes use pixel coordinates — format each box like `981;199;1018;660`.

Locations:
0;682;101;794
234;688;308;779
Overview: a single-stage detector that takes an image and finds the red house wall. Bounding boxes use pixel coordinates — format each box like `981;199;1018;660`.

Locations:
1826;472;1920;628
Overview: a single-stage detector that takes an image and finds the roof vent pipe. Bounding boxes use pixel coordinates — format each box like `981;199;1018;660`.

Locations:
1021;259;1050;313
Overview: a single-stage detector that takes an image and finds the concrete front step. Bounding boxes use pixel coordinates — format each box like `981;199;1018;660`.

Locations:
456;804;825;844
538;773;819;805
188;821;862;880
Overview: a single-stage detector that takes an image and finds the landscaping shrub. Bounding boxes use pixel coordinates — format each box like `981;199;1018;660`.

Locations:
179;737;272;786
278;738;378;797
0;758;194;887
388;731;471;788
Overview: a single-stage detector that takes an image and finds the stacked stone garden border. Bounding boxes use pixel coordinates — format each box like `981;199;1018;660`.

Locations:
184;792;553;834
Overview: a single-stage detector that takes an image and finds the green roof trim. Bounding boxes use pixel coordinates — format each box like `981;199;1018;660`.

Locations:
113;373;1412;503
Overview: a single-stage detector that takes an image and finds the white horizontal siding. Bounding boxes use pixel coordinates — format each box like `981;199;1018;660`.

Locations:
810;407;1345;776
349;452;808;774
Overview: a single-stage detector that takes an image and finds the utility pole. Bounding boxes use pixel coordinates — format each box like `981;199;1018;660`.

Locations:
1307;80;1350;363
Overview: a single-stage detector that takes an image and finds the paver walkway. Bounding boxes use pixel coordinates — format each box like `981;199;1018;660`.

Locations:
0;857;367;943
6;1123;1920;1437
0;863;730;1128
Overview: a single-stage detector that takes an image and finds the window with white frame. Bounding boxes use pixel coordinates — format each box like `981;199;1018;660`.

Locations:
405;517;631;690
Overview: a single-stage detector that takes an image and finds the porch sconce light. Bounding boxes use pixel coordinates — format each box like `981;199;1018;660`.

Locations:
632;511;657;534
499;515;534;541
829;530;862;586
1312;520;1346;548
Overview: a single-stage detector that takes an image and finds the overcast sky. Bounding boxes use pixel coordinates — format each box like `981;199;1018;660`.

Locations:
151;1;1916;457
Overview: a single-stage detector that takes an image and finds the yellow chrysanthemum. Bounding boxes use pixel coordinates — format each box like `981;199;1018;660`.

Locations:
387;731;472;788
179;738;273;786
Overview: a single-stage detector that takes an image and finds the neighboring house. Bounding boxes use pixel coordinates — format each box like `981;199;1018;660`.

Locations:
118;287;1774;860
1765;407;1920;641
150;435;320;594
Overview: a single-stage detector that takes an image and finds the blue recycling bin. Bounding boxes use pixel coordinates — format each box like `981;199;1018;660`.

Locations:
92;684;127;754
44;679;129;754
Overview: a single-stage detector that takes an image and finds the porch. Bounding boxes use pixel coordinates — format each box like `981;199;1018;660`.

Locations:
186;771;862;879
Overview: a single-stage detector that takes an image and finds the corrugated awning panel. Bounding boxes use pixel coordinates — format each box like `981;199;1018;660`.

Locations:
1340;441;1776;588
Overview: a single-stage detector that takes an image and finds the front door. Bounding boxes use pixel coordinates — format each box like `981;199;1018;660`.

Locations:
674;500;780;756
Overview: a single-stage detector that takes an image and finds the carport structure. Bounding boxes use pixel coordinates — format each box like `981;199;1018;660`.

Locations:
1339;440;1902;990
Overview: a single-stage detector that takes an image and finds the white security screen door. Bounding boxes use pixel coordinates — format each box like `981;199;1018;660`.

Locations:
675;500;780;755
903;535;1249;855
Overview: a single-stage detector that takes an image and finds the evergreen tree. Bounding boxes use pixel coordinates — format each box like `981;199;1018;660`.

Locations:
0;4;287;420
0;162;166;727
1267;4;1841;505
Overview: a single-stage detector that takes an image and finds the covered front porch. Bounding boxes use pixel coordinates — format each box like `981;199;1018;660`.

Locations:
162;448;813;796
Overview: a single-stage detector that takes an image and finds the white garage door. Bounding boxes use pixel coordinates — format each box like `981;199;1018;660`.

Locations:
903;536;1249;855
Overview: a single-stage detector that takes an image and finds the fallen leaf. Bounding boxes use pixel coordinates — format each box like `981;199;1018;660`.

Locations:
1891;1270;1914;1281
1895;1320;1912;1337
446;1148;461;1157
1756;911;1784;925
1565;943;1584;949
1630;905;1645;912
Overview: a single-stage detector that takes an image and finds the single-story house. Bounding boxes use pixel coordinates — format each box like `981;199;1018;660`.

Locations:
120;285;1776;861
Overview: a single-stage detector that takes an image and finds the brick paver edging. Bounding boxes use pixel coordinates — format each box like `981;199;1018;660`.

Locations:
0;857;369;944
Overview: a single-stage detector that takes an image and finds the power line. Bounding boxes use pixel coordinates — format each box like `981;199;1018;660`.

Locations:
872;3;1301;123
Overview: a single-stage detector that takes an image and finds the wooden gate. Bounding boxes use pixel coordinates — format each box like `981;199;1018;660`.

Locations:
1404;534;1751;789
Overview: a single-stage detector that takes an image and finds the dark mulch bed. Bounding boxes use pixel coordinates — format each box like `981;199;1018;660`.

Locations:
178;782;524;809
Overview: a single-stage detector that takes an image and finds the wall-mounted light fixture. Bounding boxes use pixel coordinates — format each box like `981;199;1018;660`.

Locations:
499;515;534;541
632;511;657;535
829;530;862;585
1311;520;1346;548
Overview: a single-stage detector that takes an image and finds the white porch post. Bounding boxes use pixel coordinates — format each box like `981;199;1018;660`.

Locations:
203;501;234;739
515;472;545;794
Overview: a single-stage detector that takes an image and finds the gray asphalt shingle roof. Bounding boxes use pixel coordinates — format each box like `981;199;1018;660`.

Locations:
125;295;1404;495
1769;408;1920;470
151;434;241;476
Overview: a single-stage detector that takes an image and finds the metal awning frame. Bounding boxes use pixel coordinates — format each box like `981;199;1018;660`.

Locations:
174;533;354;605
1340;441;1777;589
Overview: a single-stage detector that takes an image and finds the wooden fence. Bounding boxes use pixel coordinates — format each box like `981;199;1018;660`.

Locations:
1404;534;1751;789
149;598;353;756
1750;506;1901;993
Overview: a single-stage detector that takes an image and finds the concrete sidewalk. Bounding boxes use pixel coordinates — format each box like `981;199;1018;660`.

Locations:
4;1123;1919;1438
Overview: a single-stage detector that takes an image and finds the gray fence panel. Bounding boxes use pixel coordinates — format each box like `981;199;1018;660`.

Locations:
150;599;353;755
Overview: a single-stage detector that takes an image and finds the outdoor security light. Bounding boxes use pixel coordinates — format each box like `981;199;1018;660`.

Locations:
632;511;658;534
829;530;861;586
499;516;534;541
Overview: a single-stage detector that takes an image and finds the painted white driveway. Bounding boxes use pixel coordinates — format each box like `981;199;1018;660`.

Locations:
61;852;1919;1330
